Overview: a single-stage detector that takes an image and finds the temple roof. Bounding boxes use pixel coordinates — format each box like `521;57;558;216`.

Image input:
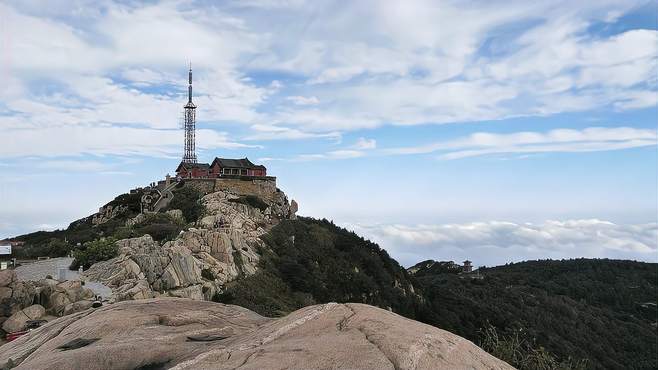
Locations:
175;161;210;172
211;157;265;169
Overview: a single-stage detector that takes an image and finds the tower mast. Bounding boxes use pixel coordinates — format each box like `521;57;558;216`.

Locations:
182;64;197;163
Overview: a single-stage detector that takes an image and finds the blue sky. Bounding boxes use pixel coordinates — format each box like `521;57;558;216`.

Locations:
0;0;656;266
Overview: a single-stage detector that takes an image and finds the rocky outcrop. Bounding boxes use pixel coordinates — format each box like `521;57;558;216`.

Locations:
83;235;204;301
39;280;95;317
83;188;296;303
91;204;127;226
0;271;96;334
0;270;16;288
2;305;45;333
0;271;34;318
290;199;299;220
0;299;513;370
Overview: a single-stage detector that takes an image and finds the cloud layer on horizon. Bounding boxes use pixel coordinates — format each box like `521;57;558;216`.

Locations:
345;219;658;267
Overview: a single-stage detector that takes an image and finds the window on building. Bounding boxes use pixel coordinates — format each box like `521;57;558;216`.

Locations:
241;169;247;175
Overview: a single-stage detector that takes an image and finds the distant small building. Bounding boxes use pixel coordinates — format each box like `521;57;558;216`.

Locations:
462;260;473;273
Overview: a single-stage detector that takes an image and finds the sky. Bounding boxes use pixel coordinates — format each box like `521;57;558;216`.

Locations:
0;0;656;267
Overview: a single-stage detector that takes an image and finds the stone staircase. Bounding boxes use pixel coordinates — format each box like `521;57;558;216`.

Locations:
152;181;179;212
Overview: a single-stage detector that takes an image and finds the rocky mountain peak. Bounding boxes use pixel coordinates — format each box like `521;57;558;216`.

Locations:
83;186;297;303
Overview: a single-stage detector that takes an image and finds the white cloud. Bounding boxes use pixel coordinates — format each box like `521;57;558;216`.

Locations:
285;95;320;105
0;126;251;158
345;220;658;267
286;137;376;161
120;68;174;86
1;1;656;154
387;126;657;159
240;1;657;132
37;160;110;172
296;149;364;161
246;123;341;140
353;137;376;150
257;157;283;162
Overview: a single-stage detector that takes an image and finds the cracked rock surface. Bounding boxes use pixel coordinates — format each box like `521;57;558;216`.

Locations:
0;298;513;370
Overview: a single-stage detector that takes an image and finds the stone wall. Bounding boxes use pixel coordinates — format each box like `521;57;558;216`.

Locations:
213;178;278;201
180;179;216;194
179;177;278;201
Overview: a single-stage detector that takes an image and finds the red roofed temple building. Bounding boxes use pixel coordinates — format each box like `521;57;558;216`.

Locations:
176;157;267;179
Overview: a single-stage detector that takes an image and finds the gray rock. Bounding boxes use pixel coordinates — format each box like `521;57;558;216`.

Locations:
63;300;94;316
290;199;299;219
92;204;127;225
2;304;46;333
48;291;72;316
166;209;185;223
0;269;16;287
0;286;12;301
0;299;513;370
0;281;36;317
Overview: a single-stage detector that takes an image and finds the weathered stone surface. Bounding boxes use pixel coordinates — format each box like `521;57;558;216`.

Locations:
2;304;46;333
125;212;146;227
290;199;298;219
91;204;127;226
48;291;71;317
63;300;94;316
0;276;99;326
0;281;35;317
0;270;16;287
83;235;204;302
166;209;185;223
35;280;95;317
0;299;512;370
0;287;11;301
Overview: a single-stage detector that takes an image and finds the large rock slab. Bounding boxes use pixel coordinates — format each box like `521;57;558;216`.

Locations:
0;299;513;370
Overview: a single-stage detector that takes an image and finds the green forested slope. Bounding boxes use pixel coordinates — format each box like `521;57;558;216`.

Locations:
411;259;657;369
216;218;420;318
221;218;657;370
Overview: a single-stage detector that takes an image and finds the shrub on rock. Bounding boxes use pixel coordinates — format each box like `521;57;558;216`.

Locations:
71;238;118;270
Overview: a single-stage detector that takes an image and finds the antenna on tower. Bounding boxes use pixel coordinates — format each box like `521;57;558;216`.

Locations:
188;62;193;103
182;64;197;164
